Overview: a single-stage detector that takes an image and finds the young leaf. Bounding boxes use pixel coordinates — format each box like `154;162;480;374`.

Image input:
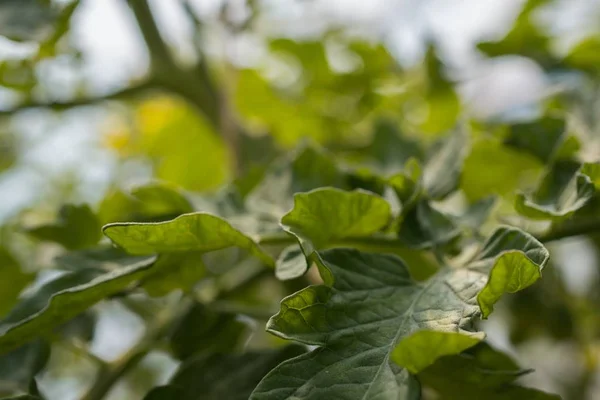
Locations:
251;249;485;400
418;342;561;399
0;256;155;354
470;227;549;318
0;248;33;318
278;188;391;279
515;161;595;220
26;204;101;250
166;345;305;400
103;212;273;266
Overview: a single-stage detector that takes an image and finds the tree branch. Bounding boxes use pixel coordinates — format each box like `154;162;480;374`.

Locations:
0;81;155;116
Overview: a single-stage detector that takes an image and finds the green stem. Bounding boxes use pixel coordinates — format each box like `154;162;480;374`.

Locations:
536;218;600;243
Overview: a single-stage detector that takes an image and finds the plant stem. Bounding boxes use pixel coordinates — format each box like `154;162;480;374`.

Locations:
536;218;600;243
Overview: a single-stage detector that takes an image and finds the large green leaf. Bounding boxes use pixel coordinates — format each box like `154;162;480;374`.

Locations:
0;340;49;397
0;248;33;318
251;249;484;399
26;204;102;250
469;227;549;318
418;342;560;399
515;161;595;220
156;346;305;400
0;256;155;354
252;226;548;399
103;212;273;266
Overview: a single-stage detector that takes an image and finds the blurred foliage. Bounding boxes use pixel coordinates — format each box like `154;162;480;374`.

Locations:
2;0;600;399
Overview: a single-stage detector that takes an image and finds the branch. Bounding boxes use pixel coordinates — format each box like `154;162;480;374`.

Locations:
0;81;154;116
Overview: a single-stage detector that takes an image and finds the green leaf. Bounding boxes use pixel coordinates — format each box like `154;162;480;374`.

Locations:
26;204;102;250
418;342;561;400
398;200;461;249
281;188;391;249
422;128;468;199
581;162;600;189
461;137;543;201
98;183;194;224
388;159;422;209
456;196;497;232
367;120;423;175
470;227;549;318
141;252;206;297
247;145;348;219
420;46;460;135
563;36;600;74
142;386;184;400
0;341;49;397
168;345;305;400
505;117;578;163
391;331;481;374
0;256;155;354
169;303;251;360
515;161;595;220
53;246;152;272
251;249;486;399
278;188;391;279
0;248;33;318
130;183;194;219
103;212;273;266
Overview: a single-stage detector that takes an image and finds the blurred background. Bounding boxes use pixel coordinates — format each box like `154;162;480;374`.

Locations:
2;0;600;398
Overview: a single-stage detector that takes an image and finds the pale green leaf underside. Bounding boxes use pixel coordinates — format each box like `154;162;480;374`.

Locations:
515;162;595;220
277;188;391;280
103;212;273;266
0;257;155;354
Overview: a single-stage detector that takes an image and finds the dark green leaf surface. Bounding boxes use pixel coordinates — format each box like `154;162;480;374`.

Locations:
515;161;595;220
0;0;57;42
0;256;155;354
398;201;461;249
168;346;305;400
251;249;485;400
0;248;33;318
418;342;560;400
142;386;184;400
26;204;101;250
505;117;574;163
103;212;273;266
169;303;251;360
368;120;423;175
0;340;49;397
